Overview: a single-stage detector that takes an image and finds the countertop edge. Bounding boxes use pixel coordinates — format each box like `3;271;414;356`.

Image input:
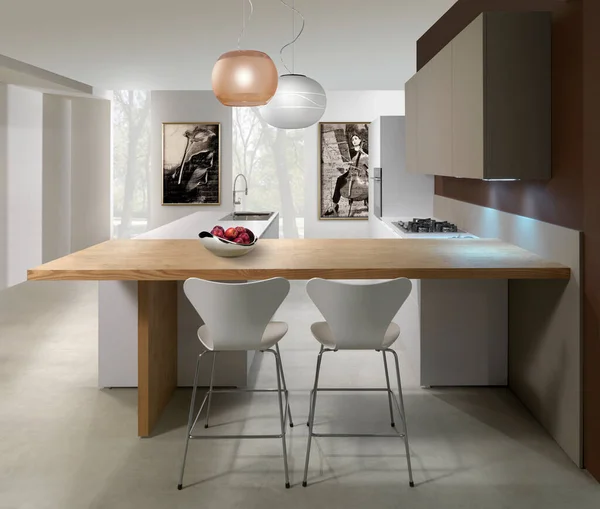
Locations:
27;266;571;282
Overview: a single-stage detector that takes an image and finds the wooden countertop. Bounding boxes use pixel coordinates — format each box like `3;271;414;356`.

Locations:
27;238;571;281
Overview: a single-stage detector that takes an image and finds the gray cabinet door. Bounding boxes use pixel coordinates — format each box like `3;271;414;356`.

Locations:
417;43;453;176
405;73;419;175
452;14;484;179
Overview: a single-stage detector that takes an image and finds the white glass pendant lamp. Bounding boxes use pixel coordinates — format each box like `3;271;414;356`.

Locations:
260;0;327;129
212;0;278;107
261;74;326;129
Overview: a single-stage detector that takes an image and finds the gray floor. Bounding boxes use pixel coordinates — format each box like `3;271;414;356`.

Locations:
1;280;599;509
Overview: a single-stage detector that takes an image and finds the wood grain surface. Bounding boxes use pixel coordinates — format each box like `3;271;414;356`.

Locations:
583;0;600;481
27;238;570;281
138;281;178;437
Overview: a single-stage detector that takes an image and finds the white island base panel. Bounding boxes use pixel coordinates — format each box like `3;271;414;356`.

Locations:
98;211;279;388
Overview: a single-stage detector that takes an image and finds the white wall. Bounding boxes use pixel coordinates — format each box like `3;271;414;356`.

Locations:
0;84;7;290
6;85;43;287
0;84;110;290
42;95;71;262
70;97;111;251
304;91;405;238
149;91;233;230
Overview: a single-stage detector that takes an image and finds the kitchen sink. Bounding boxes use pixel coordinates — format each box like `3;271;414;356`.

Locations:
219;211;274;221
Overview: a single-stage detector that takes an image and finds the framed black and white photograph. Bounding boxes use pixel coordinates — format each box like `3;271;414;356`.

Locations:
318;122;370;219
162;122;221;205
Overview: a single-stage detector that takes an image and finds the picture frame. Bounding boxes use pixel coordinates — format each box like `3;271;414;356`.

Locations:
318;122;370;220
162;122;221;206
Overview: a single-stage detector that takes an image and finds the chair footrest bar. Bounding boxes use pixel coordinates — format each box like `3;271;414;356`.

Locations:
189;434;284;440
210;388;284;393
311;432;406;438
314;387;392;392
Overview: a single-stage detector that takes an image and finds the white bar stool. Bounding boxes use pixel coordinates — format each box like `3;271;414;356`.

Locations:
178;277;293;490
303;278;415;488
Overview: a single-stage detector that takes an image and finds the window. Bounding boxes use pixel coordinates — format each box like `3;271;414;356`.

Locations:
232;107;305;238
111;91;151;238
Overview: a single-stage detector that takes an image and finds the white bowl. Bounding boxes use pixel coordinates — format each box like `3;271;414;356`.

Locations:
198;232;257;258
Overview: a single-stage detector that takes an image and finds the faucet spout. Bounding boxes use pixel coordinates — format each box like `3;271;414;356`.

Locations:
233;174;249;207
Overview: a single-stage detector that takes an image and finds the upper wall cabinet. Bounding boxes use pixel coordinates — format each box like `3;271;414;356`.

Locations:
418;44;453;177
406;11;552;180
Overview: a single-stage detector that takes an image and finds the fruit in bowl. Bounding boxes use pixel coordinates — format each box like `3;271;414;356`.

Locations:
211;225;225;238
199;225;257;257
224;227;238;240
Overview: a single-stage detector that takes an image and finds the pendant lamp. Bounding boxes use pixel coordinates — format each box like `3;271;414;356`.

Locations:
260;0;326;129
212;0;278;107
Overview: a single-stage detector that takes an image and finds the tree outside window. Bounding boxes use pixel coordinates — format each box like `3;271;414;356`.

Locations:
111;96;305;239
112;90;151;238
232;107;305;238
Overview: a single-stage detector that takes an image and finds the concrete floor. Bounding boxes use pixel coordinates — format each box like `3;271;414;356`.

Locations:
1;280;599;509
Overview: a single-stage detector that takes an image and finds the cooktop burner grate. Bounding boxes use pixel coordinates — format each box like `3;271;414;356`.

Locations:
393;218;460;234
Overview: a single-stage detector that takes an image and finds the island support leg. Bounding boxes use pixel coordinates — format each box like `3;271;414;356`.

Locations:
138;281;178;437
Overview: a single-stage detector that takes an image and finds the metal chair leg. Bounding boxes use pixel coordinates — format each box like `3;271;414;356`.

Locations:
388;348;415;488
306;389;314;426
204;351;217;429
382;351;396;428
270;349;291;489
178;352;204;490
303;346;325;487
275;343;294;427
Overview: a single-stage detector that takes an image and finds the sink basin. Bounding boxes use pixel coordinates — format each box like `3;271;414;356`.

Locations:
219;212;274;221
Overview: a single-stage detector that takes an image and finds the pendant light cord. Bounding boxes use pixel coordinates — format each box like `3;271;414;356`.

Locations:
280;0;305;74
237;0;254;49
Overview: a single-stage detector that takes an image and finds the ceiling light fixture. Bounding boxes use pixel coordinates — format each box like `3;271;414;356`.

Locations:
260;0;327;129
212;0;278;107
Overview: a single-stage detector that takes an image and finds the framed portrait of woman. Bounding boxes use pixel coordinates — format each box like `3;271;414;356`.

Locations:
162;122;221;205
318;122;370;220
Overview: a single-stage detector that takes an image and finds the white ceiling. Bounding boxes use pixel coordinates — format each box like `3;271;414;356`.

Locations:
0;0;456;91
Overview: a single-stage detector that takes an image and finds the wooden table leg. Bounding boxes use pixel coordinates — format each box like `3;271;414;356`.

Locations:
138;281;178;437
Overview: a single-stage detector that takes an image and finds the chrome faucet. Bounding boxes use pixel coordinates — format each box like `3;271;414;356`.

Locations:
233;173;248;210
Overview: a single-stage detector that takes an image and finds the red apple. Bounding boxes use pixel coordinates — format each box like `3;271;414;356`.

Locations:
239;233;250;244
233;237;244;244
224;227;238;240
235;226;246;234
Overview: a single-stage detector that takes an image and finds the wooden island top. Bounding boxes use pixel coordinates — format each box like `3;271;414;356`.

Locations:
26;237;571;437
28;238;570;281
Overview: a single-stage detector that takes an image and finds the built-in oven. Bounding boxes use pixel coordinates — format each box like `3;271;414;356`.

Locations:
372;167;382;218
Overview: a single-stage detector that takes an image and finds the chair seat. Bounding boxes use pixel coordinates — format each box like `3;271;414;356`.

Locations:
197;321;289;351
310;321;400;350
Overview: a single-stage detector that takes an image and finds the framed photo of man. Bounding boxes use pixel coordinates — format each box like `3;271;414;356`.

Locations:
162;122;221;205
318;122;370;219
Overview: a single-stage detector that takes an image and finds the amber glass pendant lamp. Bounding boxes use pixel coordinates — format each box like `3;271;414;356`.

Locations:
212;0;278;107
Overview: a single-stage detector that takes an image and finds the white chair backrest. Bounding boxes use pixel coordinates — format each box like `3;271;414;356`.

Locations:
306;278;412;350
183;277;290;351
